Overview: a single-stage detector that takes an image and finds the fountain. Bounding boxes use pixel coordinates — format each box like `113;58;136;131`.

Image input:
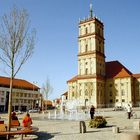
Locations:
45;99;90;121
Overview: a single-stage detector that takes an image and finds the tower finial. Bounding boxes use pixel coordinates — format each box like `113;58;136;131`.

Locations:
90;0;93;18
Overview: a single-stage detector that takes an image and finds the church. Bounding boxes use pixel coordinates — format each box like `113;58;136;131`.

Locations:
67;2;140;108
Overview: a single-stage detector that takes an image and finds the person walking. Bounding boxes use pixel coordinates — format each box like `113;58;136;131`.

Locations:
127;104;132;119
90;105;95;119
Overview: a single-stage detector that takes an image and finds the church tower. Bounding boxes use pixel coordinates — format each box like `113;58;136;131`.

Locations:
67;1;106;108
78;2;105;77
77;1;105;107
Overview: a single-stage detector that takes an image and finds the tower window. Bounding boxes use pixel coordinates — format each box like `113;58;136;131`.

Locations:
85;27;88;34
85;68;88;75
122;99;125;102
85;89;88;96
110;91;112;96
98;28;101;36
79;90;82;96
121;89;125;96
85;44;88;52
72;92;74;97
99;45;101;52
110;99;113;103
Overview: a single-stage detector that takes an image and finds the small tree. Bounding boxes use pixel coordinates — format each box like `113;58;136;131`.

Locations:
0;6;36;131
41;78;53;110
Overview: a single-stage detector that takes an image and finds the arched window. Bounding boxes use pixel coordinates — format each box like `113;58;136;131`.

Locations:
85;27;88;34
85;68;88;75
85;44;88;52
98;28;101;35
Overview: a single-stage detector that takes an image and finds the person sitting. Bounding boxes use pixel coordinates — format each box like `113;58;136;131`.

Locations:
22;113;32;127
11;112;20;126
11;112;18;120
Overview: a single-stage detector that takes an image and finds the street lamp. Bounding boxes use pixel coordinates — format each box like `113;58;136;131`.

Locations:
32;81;37;109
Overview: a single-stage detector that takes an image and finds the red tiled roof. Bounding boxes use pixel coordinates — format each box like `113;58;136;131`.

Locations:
62;91;68;96
106;61;132;79
67;74;105;83
133;74;140;78
43;100;52;105
67;75;78;83
77;75;105;80
0;76;40;90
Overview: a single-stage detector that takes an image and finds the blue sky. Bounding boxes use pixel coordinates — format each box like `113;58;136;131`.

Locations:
0;0;140;100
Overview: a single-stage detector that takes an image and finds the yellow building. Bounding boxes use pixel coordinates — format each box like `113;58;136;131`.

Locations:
67;3;140;108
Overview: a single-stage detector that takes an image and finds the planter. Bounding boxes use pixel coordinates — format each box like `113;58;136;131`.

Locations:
89;116;107;128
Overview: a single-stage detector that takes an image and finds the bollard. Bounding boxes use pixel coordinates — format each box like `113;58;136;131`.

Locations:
112;126;119;133
133;121;140;130
79;121;86;133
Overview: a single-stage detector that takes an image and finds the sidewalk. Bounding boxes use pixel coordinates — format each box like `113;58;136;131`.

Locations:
1;109;140;140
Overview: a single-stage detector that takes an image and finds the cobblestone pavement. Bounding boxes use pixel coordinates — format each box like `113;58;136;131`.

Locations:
1;108;140;140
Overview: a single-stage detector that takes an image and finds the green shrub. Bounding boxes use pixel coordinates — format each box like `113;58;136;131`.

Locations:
89;116;107;128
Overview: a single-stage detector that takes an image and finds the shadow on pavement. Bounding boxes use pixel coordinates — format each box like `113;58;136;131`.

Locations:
35;131;54;140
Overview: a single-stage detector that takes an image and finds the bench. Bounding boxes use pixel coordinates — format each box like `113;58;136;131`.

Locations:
11;120;20;128
0;126;39;140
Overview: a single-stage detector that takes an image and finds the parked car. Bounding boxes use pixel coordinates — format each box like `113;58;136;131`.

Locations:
15;110;23;115
113;106;125;111
28;109;38;113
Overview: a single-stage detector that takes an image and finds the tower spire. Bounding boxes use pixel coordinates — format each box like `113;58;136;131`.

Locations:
90;0;93;18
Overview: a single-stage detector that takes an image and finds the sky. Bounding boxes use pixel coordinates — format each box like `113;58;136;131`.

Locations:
0;0;140;100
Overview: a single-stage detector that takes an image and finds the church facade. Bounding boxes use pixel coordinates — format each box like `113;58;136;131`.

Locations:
67;3;140;108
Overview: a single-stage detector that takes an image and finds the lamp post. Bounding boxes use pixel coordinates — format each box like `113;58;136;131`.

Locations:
126;82;128;104
32;81;37;109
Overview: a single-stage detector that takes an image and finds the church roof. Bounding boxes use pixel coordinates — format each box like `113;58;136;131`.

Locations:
0;76;40;90
132;74;140;78
61;91;68;96
105;61;132;79
67;61;134;82
67;75;78;83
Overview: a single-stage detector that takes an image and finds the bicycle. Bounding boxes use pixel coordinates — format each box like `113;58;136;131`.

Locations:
131;111;137;119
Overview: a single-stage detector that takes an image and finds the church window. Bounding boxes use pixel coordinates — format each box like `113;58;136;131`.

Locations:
85;27;88;34
116;90;119;96
72;92;74;97
79;90;82;96
100;69;101;75
85;44;88;52
99;45;101;52
109;84;112;87
85;89;88;96
110;91;112;96
91;89;93;95
85;68;88;75
122;99;125;102
98;28;101;35
121;90;125;96
121;83;124;86
116;99;118;102
115;84;118;87
110;99;113;103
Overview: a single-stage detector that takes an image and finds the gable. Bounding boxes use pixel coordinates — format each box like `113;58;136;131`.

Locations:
106;61;132;79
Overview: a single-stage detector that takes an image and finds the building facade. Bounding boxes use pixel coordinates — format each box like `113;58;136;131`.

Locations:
0;76;41;112
67;3;140;108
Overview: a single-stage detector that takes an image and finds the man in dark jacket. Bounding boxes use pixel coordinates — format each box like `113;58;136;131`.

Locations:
90;105;95;119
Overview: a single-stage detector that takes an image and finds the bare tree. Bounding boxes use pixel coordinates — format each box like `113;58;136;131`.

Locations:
0;6;36;131
41;78;53;110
